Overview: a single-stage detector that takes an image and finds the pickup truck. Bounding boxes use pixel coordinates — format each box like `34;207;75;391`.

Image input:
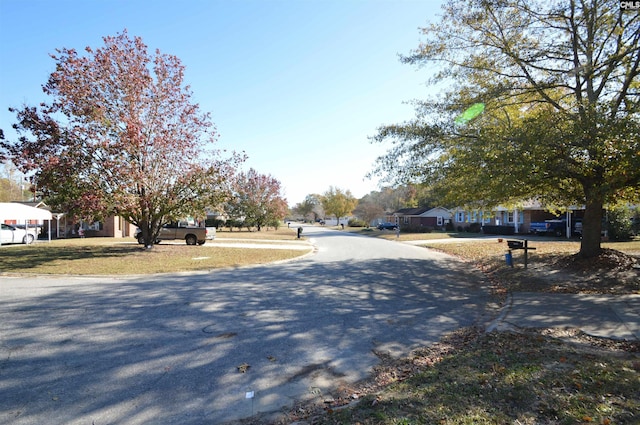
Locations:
1;223;37;244
135;222;208;245
529;220;566;236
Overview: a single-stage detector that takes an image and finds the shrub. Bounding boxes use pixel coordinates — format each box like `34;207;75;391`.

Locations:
205;218;225;228
606;205;633;241
348;218;368;227
226;219;243;231
468;222;482;233
267;219;281;230
400;225;434;233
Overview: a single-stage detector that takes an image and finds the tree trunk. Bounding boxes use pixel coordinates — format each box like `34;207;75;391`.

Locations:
138;218;155;248
579;194;603;259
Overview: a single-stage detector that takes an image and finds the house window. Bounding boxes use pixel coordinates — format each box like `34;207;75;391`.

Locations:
403;216;409;224
507;211;524;224
437;216;443;226
456;212;464;222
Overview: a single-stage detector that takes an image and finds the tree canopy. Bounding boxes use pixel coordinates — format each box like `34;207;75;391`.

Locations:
293;194;323;222
1;31;242;246
372;0;640;258
321;186;357;225
225;168;288;231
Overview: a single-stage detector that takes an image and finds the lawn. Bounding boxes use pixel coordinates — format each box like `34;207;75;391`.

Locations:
0;230;311;275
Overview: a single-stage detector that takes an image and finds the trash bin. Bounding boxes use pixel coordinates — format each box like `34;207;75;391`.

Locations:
505;251;513;267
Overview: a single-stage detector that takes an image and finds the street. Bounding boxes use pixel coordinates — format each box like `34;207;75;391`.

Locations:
0;225;493;424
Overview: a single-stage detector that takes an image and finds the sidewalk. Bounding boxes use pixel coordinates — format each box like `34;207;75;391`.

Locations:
400;237;639;341
488;293;640;341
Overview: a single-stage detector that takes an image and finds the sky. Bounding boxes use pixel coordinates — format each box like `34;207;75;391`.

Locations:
0;0;443;206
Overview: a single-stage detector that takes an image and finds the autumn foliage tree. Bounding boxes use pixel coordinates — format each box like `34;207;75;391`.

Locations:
226;168;288;231
2;31;241;246
372;0;640;258
320;186;357;226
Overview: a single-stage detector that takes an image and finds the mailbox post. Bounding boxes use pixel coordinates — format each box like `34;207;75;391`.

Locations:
506;239;536;268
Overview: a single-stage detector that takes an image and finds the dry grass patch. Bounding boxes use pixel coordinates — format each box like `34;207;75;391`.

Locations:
0;238;310;275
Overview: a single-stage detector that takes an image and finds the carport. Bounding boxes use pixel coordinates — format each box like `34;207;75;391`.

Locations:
0;202;53;246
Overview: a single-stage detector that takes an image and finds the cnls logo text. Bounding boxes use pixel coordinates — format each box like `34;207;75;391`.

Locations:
620;1;640;10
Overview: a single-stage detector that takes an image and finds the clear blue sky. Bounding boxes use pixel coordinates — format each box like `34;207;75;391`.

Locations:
0;0;443;206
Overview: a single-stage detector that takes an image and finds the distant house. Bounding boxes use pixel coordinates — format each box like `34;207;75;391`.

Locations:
452;200;585;235
81;216;138;238
387;207;452;230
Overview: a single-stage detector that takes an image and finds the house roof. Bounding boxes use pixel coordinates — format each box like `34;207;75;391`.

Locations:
13;201;51;210
0;202;53;220
397;207;453;215
394;207;432;216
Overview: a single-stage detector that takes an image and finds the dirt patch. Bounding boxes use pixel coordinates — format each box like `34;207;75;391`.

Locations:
489;248;639;295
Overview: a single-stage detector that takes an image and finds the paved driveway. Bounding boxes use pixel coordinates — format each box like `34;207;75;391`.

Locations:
0;225;493;424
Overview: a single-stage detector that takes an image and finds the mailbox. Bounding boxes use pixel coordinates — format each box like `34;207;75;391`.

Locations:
507;240;524;249
504;239;536;269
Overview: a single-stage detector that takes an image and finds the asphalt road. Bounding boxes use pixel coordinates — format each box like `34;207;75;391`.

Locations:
0;225;494;424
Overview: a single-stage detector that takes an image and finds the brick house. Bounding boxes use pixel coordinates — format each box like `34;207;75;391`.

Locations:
387;207;453;230
452;200;584;235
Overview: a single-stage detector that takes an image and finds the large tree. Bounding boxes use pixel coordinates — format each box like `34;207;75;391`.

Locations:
320;186;357;226
2;31;241;246
293;194;322;222
353;194;384;226
226;168;288;231
372;0;640;258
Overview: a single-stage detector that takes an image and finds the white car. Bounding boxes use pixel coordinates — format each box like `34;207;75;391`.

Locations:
1;223;37;244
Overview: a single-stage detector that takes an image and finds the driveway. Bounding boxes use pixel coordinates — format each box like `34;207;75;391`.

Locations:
0;225;494;424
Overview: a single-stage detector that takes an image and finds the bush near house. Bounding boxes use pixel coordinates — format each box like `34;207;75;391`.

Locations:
606;206;634;241
348;218;368;227
400;225;434;233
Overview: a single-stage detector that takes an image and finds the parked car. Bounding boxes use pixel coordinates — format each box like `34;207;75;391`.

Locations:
1;223;37;244
134;222;208;245
377;222;398;230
